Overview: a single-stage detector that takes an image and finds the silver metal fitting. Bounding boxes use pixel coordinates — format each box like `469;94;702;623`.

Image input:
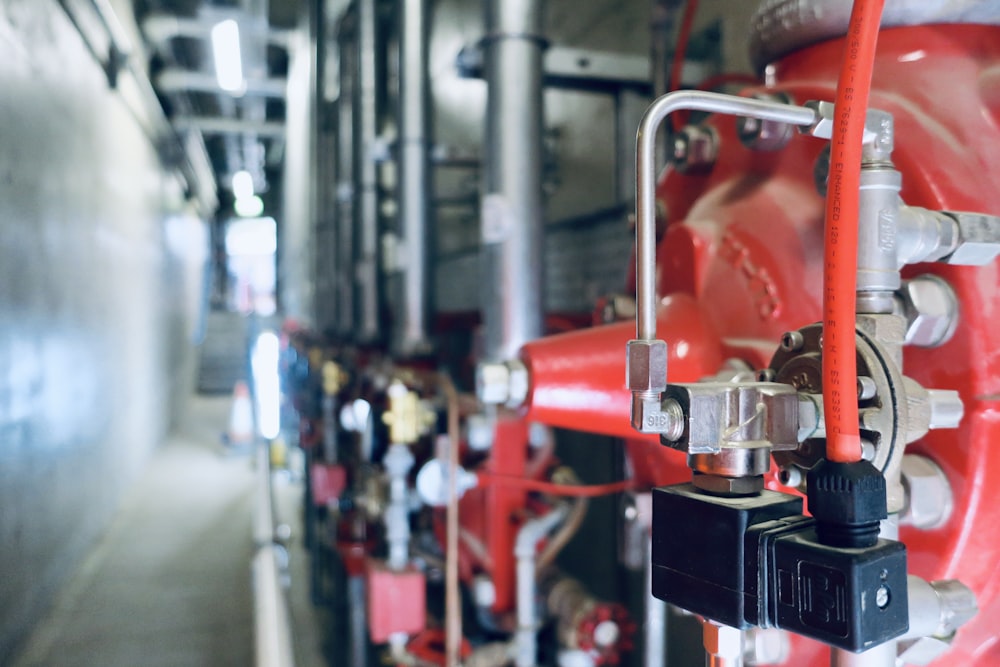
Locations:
628;339;678;434
671;125;718;174
661;382;800;454
800;101;892;159
743;628;789;666
904;575;978;644
899;275;959;348
704;621;743;667
476;359;529;408
737;93;794;152
926;389;964;430
900;455;954;530
940;211;1000;265
626;339;668;393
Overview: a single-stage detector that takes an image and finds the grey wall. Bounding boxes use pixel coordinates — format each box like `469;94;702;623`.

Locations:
0;1;206;660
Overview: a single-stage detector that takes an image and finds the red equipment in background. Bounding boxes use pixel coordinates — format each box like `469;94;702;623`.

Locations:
507;24;1000;666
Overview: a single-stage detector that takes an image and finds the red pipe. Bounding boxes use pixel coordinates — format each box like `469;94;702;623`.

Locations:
822;0;885;464
475;474;635;497
670;0;700;130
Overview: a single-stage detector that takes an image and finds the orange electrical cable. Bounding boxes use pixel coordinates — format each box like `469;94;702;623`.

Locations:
822;0;885;463
475;473;635;498
670;0;700;130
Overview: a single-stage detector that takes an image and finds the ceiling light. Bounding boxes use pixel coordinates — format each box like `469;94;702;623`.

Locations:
211;19;245;94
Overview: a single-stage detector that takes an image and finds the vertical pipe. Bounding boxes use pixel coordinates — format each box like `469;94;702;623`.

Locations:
349;574;369;667
481;0;545;361
644;535;666;667
356;0;381;342
337;16;356;336
397;0;432;355
280;5;317;323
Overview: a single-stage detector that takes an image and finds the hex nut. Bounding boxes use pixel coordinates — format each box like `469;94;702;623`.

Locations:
744;628;789;666
692;472;764;497
902;275;959;348
900;454;953;530
476;361;511;405
672;125;718;174
626;339;668;393
942;212;1000;265
704;622;743;659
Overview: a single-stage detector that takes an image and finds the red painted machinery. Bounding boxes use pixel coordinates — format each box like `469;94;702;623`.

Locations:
503;23;1000;666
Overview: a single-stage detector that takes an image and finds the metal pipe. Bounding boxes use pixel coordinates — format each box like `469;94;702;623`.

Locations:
252;442;296;667
644;536;666;667
514;505;570;667
634;91;816;341
253;546;296;667
173;116;286;138
384;443;415;570
142;13;293;51
356;0;381;342
156;69;288;97
397;0;433;355
336;16;357;336
481;0;546;361
349;574;369;667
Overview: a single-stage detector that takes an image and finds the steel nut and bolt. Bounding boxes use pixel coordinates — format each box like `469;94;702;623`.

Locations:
900;454;953;530
672;125;718;174
901;275;959;348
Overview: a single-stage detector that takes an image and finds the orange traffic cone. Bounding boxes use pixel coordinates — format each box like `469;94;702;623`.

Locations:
227;380;255;447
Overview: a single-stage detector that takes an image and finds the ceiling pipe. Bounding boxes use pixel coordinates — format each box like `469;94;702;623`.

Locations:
336;13;357;338
173;116;285;138
355;0;382;343
142;12;292;52
481;0;546;361
395;0;433;356
156;69;287;97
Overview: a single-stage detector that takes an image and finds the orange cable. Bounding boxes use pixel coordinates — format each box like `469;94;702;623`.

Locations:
822;0;885;463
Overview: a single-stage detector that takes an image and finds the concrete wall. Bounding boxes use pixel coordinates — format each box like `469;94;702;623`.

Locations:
0;2;206;660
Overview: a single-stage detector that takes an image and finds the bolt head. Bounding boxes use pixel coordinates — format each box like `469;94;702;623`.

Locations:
626;340;667;392
900;454;953;530
902;275;958;348
703;622;743;658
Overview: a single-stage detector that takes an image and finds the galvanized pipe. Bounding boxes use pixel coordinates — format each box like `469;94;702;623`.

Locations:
481;0;546;361
337;16;357;336
644;536;666;667
253;441;296;667
634;91;817;342
356;0;381;342
397;0;432;355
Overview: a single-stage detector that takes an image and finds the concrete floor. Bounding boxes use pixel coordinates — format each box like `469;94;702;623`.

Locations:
13;396;329;667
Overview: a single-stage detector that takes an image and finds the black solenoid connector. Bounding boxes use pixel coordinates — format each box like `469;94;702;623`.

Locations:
651;483;908;652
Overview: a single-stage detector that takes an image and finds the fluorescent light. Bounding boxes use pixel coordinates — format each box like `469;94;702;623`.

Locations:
251;332;281;440
211;19;245;94
234;195;265;218
231;170;255;200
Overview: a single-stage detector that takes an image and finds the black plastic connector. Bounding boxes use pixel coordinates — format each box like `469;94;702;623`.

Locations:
652;483;908;652
807;459;887;548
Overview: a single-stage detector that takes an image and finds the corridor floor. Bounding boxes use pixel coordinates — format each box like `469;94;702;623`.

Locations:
13;395;328;667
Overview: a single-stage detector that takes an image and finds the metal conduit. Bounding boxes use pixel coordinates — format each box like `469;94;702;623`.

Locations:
396;0;432;355
481;0;546;361
253;441;295;667
633;91;817;343
337;15;357;337
356;0;381;342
